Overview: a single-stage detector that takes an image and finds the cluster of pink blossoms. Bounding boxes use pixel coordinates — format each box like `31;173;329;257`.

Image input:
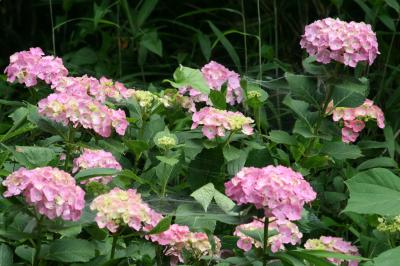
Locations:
72;149;122;184
300;18;379;67
179;61;243;108
225;166;316;221
38;92;128;137
51;75;134;103
150;224;221;265
304;236;360;266
234;217;302;253
329;99;384;143
2;167;85;221
4;47;68;87
191;107;254;139
90;188;162;233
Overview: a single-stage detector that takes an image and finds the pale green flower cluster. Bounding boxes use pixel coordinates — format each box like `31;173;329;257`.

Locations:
132;90;160;109
247;90;262;99
377;216;400;233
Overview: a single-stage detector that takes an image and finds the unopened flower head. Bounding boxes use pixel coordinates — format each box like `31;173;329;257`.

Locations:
38;92;128;137
304;236;360;266
73;149;122;185
131;90;160;109
377;216;400;233
149;224;220;265
5;47;68;87
2;167;85;221
234;217;302;253
225;166;316;221
90;188;162;233
191;107;254;139
300;18;379;67
329;99;384;143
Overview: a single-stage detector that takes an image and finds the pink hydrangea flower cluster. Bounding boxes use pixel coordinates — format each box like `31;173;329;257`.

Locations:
179;61;244;108
51;75;134;103
304;236;360;266
2;167;85;221
234;217;302;253
38;92;128;137
191;107;254;139
90;188;162;233
300;18;379;67
330;99;384;143
225;166;316;221
72;149;122;184
150;224;221;265
4;47;68;87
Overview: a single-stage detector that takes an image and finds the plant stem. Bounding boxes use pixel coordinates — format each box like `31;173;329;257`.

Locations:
256;0;262;80
240;0;248;74
263;217;269;266
64;126;74;171
223;131;235;148
110;233;118;260
33;216;44;266
49;0;56;55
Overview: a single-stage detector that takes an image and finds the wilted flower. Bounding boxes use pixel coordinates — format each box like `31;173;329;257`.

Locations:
304;236;360;266
234;217;302;252
73;149;122;184
149;224;221;265
4;47;68;87
300;18;379;67
90;188;162;233
38;92;128;137
191;107;254;139
225;166;316;221
329;99;384;143
2;167;85;221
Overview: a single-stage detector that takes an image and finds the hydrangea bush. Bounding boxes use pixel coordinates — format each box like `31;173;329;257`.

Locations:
0;15;399;266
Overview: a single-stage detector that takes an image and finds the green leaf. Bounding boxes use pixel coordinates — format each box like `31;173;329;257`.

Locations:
175;204;217;232
379;14;396;31
125;140;149;157
165;65;211;95
344;168;400;215
147;216;172;234
210;90;227;110
283;96;313;129
284;72;318;103
136;0;158;27
75;168;120;181
302;56;327;75
320;142;362;160
0;244;13;266
374;246;400;266
208;21;241;71
213;190;235;214
298;249;367;261
357;157;397;171
156;156;179;166
268;130;297;145
197;32;211;61
385;0;400;12
239;228;264;244
141;30;162;56
384;126;395;158
68;47;97;65
47;239;95;262
12;146;57;168
190;183;215;212
223;145;241;162
331;78;368;108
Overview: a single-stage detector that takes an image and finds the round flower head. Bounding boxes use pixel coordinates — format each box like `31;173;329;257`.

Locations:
149;224;221;265
38;92;128;137
4;47;68;87
2;167;85;221
225;166;316;221
329;99;384;143
191;107;254;139
73;149;122;185
300;18;379;67
234;217;302;253
304;236;360;266
90;188;162;233
179;61;244;107
130;90;161;110
377;216;400;233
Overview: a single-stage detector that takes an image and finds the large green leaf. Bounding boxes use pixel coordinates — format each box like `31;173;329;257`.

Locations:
12;146;57;168
268;130;297;145
0;244;13;266
164;65;210;95
190;183;215;212
285;72;318;104
344;168;400;215
147;216;172;234
331;78;368;108
373;246;400;266
74;168;120;181
47;239;95;262
320;142;362;160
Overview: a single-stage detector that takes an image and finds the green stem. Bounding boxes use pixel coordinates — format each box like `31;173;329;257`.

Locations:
110;233;118;260
33;216;44;266
256;0;262;79
223;131;235;148
263;217;269;266
241;0;248;74
64;127;74;171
